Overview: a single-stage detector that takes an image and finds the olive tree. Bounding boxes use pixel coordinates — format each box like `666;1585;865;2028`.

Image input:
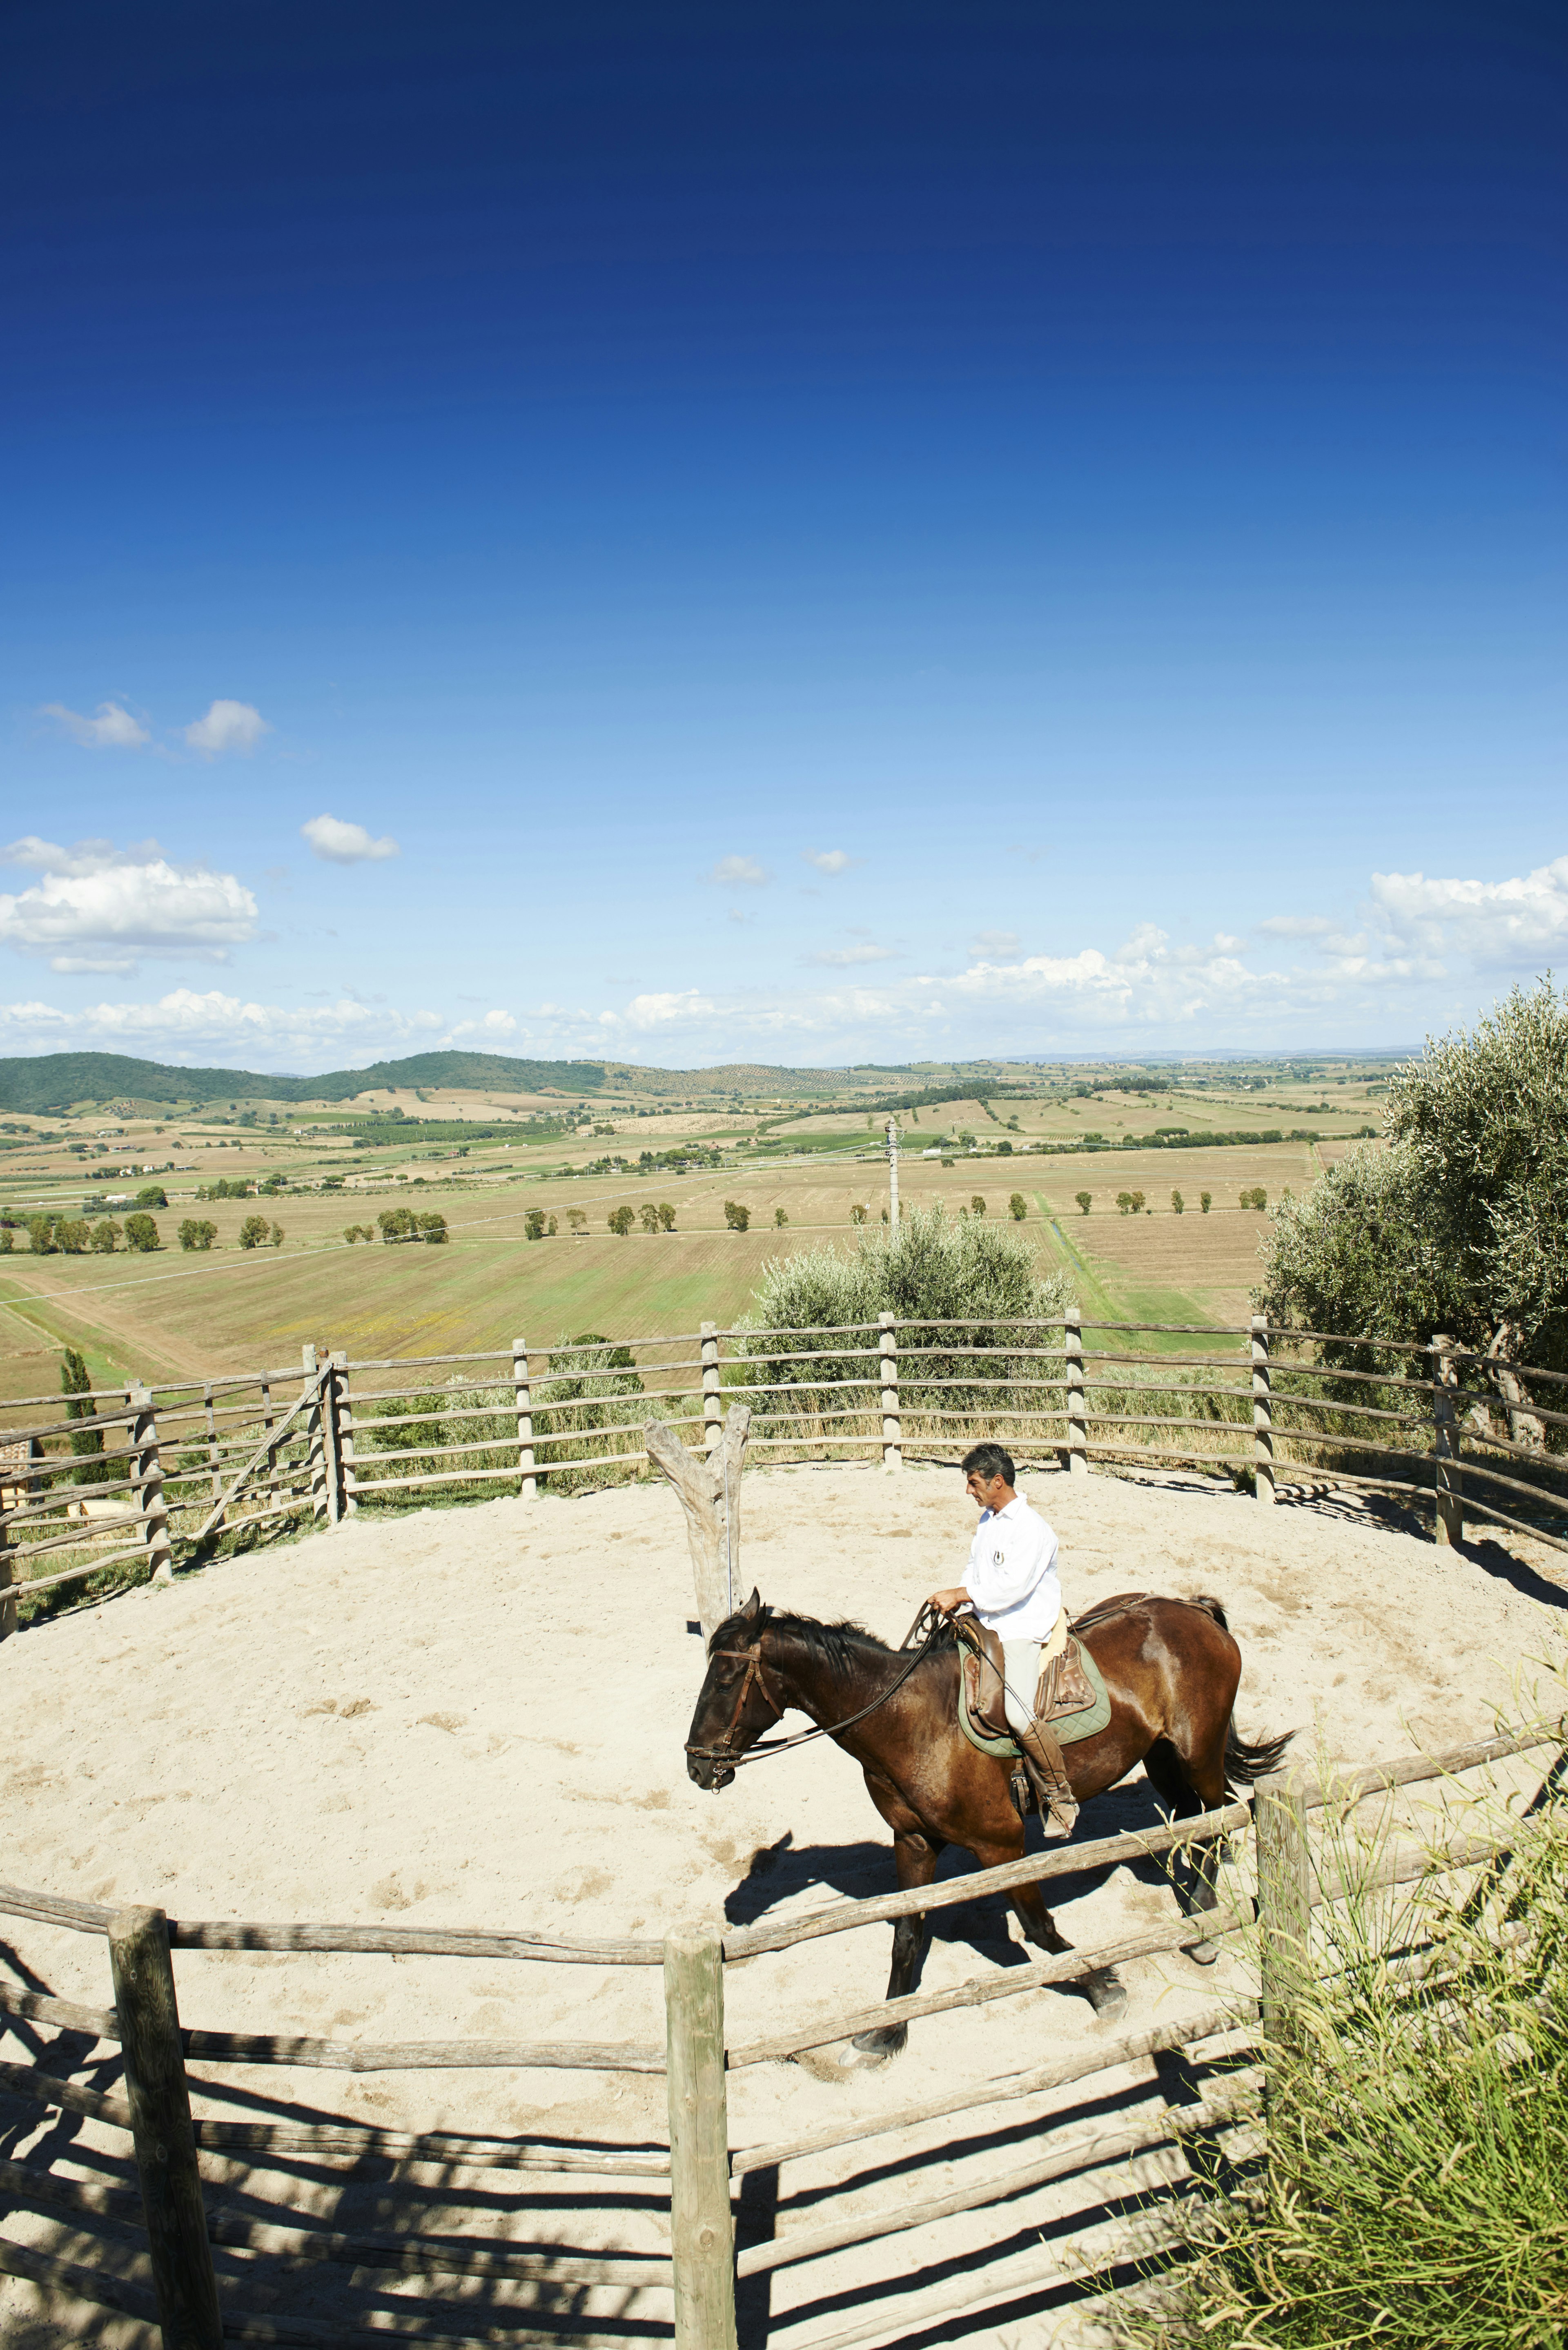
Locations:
1258;977;1568;1378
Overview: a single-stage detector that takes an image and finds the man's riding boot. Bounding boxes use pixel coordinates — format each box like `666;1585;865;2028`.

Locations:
1015;1717;1079;1841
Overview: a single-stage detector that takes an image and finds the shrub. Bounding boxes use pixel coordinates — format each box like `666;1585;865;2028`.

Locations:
270;1222;285;1247
724;1201;751;1232
123;1213;159;1252
1117;1191;1133;1215
1075;1190;1092;1215
850;1203;869;1224
1171;1190;1184;1215
179;1219;217;1251
658;1202;676;1231
134;1184;168;1208
1240;1185;1267;1212
970;1195;986;1218
61;1344;103;1486
547;1213;558;1235
1200;1190;1212;1213
774;1206;789;1227
90;1218;121;1253
1129;1190;1146;1213
1008;1193;1027;1220
418;1213;447;1243
608;1204;635;1236
238;1215;270;1249
378;1207;414;1242
524;1208;547;1240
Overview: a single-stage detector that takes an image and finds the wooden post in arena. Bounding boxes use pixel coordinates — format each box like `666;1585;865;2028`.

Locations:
332;1351;357;1515
1065;1307;1088;1474
0;1515;14;1642
646;1406;751;1638
513;1339;537;1500
302;1346;329;1525
1254;1770;1310;2113
129;1386;173;1583
1431;1333;1462;1547
1251;1313;1275;1504
701;1323;723;1454
879;1311;901;1472
107;1905;223;2350
664;1924;737;2350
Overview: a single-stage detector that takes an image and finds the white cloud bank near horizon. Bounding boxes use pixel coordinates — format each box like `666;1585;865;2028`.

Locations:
0;852;1563;1070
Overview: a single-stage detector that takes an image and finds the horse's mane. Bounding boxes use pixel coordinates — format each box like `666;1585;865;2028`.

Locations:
708;1604;957;1677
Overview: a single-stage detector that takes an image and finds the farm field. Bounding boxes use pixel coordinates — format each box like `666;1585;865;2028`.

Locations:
0;1052;1387;1400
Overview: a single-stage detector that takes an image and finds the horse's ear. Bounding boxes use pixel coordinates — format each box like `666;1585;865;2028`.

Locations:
740;1587;763;1624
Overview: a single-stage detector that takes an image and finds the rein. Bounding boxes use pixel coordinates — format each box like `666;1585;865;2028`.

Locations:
685;1603;947;1771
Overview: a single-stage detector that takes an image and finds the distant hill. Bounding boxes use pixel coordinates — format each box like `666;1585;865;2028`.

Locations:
0;1050;617;1112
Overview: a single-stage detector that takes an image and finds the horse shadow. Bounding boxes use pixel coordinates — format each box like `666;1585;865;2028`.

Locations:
723;1766;1184;1973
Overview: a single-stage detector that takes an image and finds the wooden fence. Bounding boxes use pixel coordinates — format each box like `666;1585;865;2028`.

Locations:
2;1717;1561;2349
3;1311;1566;1633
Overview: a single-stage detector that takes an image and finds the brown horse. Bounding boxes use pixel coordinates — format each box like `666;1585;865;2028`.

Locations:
685;1588;1290;2054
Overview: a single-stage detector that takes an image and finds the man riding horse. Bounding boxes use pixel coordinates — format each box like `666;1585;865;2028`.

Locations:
928;1440;1079;1837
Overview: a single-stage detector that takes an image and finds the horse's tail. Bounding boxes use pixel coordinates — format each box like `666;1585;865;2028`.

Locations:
1224;1718;1296;1789
1184;1592;1230;1631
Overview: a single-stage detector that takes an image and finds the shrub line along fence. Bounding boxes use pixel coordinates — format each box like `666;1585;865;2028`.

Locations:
3;1309;1566;1635
2;1715;1562;2350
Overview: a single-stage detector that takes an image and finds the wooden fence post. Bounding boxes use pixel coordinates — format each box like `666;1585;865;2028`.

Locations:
513;1339;536;1500
1064;1307;1088;1475
0;1512;14;1641
879;1312;901;1472
129;1386;173;1584
258;1373;277;1520
302;1347;330;1526
1431;1333;1462;1547
701;1323;723;1455
107;1905;223;2350
1255;1771;1310;2113
332;1351;357;1516
665;1924;737;2350
1251;1313;1275;1505
202;1382;220;1509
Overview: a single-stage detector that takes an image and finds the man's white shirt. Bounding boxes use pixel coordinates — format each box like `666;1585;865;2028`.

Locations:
962;1491;1061;1639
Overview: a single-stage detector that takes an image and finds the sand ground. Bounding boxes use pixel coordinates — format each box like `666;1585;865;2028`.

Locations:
3;1460;1564;2350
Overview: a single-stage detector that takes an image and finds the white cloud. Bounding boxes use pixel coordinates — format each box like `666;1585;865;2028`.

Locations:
3;836;161;877
444;1009;517;1042
0;844;258;975
38;700;150;749
301;813;401;865
969;929;1019;960
624;989;717;1028
184;699;270;756
1257;914;1336;939
706;856;768;887
804;849;854;875
809;943;895;966
1370;858;1568;967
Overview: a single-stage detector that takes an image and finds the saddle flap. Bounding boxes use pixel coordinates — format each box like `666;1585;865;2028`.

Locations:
958;1621;1012;1741
1037;1633;1096;1724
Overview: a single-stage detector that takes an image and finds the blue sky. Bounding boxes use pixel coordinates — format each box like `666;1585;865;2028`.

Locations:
2;1;1564;1072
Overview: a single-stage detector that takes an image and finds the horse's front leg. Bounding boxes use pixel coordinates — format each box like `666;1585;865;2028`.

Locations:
852;1802;944;2059
978;1844;1129;2026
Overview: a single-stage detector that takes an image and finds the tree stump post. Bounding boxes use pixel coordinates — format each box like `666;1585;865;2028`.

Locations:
513;1339;537;1500
1251;1313;1275;1504
664;1924;737;2350
332;1351;358;1516
129;1386;173;1584
1065;1307;1088;1474
878;1311;901;1472
1431;1333;1462;1547
108;1905;223;2350
646;1406;751;1639
1255;1770;1311;2116
701;1324;723;1455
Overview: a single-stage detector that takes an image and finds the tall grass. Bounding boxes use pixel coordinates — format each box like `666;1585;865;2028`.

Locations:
1121;1727;1568;2350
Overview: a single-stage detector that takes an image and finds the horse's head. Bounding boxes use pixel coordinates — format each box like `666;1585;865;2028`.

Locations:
685;1588;785;1791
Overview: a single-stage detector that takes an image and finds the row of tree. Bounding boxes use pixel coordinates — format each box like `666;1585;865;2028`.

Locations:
178;1217;285;1250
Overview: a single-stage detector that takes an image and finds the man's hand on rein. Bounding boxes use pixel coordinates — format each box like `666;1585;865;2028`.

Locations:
929;1587;970;1615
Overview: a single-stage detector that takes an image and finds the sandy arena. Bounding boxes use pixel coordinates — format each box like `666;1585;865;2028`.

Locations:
4;1460;1565;2350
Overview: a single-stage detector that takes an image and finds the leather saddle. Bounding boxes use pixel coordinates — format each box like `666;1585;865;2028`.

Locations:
961;1621;1096;1743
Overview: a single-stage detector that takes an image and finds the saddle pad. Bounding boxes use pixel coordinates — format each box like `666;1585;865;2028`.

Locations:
958;1634;1111;1759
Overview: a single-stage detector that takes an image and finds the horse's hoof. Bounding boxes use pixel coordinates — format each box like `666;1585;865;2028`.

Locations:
1186;1938;1220;1967
850;2025;907;2060
1081;1967;1128;2022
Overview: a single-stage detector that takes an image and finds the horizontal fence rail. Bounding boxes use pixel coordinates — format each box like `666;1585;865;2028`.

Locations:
4;1311;1567;1631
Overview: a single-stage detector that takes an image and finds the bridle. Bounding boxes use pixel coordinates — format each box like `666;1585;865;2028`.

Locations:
685;1604;946;1772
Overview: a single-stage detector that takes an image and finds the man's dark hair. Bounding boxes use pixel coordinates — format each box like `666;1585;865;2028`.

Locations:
962;1442;1015;1486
